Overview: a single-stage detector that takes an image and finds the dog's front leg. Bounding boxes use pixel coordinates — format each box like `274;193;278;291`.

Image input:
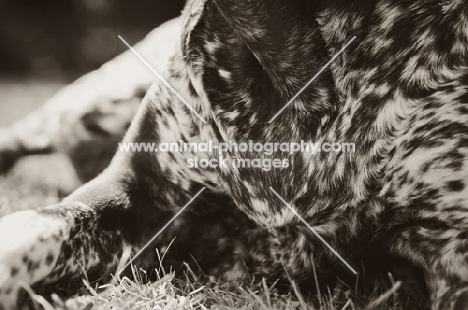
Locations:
0;70;216;308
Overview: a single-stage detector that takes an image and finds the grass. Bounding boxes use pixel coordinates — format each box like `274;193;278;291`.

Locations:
0;80;406;309
29;255;403;310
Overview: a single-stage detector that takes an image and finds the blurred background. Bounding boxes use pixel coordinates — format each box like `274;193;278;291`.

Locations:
0;0;185;79
0;0;185;215
0;0;185;124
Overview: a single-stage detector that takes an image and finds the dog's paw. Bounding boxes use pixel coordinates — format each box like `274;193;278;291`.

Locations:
0;210;70;308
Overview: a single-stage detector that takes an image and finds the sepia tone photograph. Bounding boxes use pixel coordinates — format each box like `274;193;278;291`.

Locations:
0;0;467;309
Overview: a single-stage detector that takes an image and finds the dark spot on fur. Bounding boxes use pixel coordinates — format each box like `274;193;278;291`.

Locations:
22;255;29;263
445;151;464;171
45;252;55;266
423;111;436;119
11;267;18;277
168;151;176;161
414;182;425;190
27;260;41;273
446;180;465;192
426;188;439;199
457;106;468;115
397;171;409;185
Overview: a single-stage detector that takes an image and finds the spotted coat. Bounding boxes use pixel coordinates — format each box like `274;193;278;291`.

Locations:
0;0;468;309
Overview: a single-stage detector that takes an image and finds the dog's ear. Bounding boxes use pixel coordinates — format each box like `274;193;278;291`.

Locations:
212;0;331;98
191;0;338;127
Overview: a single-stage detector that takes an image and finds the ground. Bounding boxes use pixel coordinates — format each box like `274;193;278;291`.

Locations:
0;80;402;309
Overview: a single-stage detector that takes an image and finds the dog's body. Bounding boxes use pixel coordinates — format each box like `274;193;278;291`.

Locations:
0;17;181;182
1;0;468;309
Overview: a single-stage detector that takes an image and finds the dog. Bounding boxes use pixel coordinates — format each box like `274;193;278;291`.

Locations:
1;0;468;309
0;17;181;183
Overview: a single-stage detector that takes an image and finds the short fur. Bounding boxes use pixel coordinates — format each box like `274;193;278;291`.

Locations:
0;1;468;309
